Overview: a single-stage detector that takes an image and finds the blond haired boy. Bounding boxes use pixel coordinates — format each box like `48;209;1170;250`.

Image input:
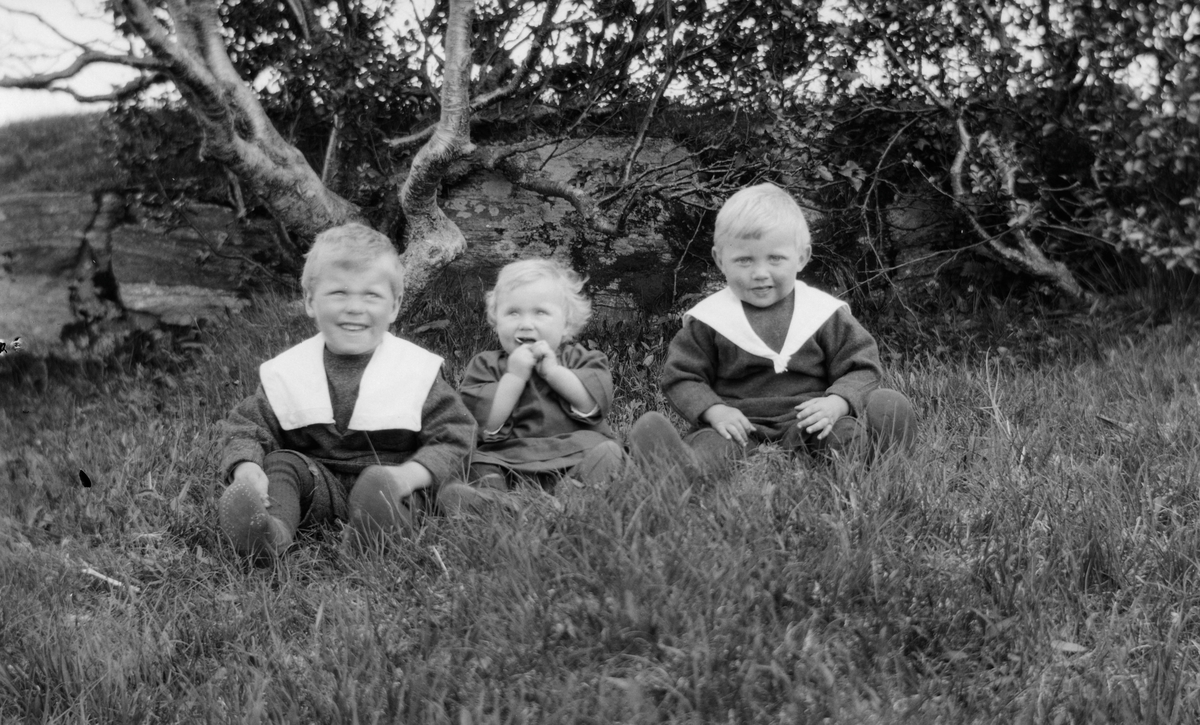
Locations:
216;223;477;559
660;183;916;477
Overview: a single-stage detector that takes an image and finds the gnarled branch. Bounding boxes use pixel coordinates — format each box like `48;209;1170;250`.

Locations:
950;118;1087;299
386;0;560;151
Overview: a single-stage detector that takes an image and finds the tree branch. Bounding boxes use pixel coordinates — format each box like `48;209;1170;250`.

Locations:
0;49;162;90
476;147;620;236
950;118;1086;299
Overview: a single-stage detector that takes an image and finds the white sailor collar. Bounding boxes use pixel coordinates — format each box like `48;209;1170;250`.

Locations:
684;283;847;373
259;332;444;431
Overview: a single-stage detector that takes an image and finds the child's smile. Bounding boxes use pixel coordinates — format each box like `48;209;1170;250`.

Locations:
304;264;401;355
712;227;808;309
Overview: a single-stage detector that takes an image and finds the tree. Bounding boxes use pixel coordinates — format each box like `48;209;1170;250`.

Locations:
3;0;1196;309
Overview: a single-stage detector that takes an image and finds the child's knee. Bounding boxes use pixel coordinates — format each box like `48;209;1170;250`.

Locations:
864;388;918;451
575;440;626;486
585;440;625;468
347;466;415;543
629;412;703;480
683;427;744;480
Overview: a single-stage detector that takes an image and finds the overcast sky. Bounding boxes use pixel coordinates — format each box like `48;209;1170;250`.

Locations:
0;0;136;125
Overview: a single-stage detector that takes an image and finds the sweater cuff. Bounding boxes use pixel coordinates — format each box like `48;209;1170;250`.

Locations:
408;449;464;489
826;385;866;417
219;442;265;483
673;386;726;426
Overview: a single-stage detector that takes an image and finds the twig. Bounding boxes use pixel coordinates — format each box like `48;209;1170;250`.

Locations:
76;559;141;593
431;546;449;575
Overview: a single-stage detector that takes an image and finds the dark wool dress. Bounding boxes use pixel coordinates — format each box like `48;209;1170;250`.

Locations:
458;343;617;472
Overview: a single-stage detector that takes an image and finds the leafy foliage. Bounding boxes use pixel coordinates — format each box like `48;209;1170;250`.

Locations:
101;0;1198;300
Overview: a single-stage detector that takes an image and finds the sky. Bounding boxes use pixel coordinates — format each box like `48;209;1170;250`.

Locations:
0;0;137;125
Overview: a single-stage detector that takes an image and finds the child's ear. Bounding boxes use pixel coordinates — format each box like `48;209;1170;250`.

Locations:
797;246;812;269
302;291;317;319
389;296;403;323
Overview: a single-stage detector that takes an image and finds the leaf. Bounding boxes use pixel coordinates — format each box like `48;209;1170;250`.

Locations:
817;166;834;182
1051;640;1087;653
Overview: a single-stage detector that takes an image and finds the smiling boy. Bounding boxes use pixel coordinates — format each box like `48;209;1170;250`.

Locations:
216;223;477;560
661;183;917;478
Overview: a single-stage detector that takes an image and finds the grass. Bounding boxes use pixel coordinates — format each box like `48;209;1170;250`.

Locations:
0;113;126;196
3;275;1200;723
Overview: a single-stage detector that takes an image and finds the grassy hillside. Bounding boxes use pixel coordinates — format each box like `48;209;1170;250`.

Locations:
2;273;1199;722
0;113;126;196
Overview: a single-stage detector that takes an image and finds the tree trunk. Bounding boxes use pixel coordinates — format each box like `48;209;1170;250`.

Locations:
114;0;363;241
397;0;477;303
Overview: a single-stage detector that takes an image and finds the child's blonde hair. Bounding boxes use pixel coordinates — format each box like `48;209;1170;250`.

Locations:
714;183;811;256
487;259;592;341
302;223;405;300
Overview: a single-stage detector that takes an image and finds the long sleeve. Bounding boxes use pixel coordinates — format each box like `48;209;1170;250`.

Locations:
458;351;510;440
662;317;726;426
406;374;476;486
216;384;285;483
815;307;883;416
557;344;614;421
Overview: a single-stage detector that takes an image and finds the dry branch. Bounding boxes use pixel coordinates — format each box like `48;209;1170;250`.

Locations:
950;119;1087;299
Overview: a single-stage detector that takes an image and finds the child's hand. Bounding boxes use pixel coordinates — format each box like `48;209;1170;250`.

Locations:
381;462;433;499
794;395;850;440
506;344;537;380
701;404;755;446
232;461;270;506
529;340;559;377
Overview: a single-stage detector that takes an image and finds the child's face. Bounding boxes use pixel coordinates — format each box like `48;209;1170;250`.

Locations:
713;225;809;308
493;277;569;353
304;260;401;355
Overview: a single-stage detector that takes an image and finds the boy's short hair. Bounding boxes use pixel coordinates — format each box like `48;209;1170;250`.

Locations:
302;223;405;299
486;258;592;341
714;183;811;255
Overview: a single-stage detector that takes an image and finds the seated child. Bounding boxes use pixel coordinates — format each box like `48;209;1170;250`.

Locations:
216;223;478;559
656;183;917;479
457;259;628;501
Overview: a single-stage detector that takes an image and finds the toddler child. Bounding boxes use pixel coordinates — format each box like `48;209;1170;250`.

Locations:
216;223;479;559
457;259;628;500
656;183;917;479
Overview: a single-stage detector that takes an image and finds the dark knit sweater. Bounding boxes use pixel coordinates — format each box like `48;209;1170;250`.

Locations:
218;345;475;487
662;294;884;437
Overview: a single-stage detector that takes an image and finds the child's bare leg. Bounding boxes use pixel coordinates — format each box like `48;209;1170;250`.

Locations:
571;440;627;489
218;450;307;561
347;466;416;544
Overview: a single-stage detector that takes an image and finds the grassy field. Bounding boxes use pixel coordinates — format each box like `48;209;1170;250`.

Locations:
0;114;125;197
2;275;1200;723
